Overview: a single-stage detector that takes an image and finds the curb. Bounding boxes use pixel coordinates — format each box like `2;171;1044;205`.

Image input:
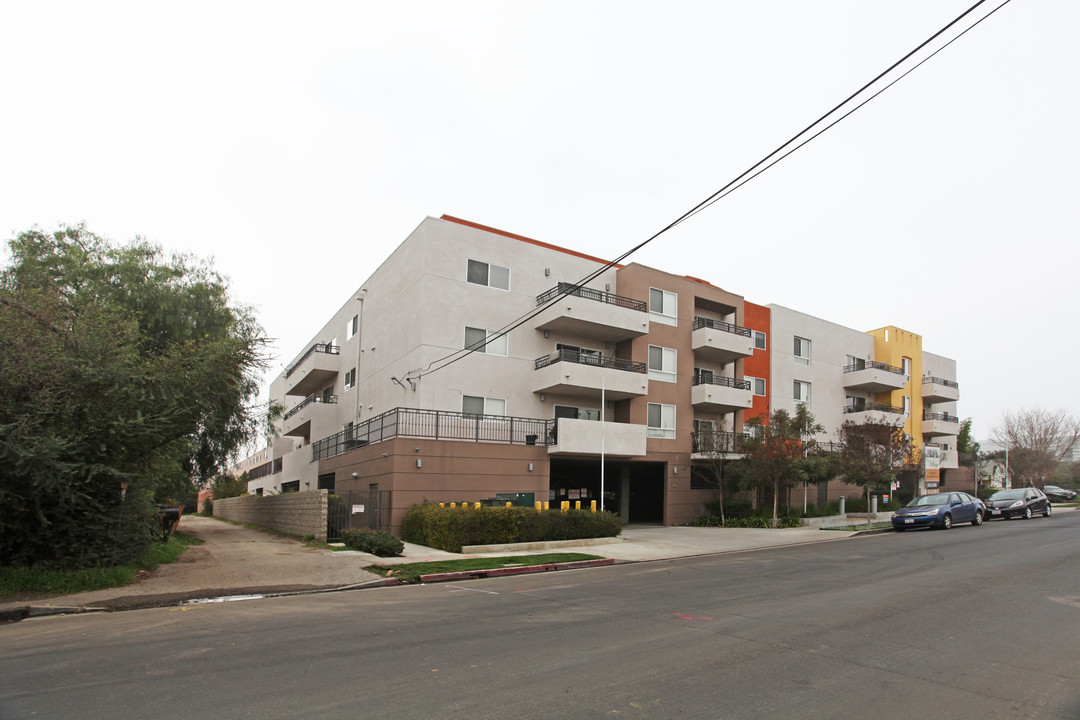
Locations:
419;558;615;583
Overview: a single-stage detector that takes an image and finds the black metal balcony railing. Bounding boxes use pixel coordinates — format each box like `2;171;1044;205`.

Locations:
844;402;904;415
842;360;905;375
692;430;746;454
692;316;752;338
536;282;647;312
285;342;340;377
534;348;647;374
692;374;751;391
283;393;339;421
923;412;960;423
923;376;959;389
313;408;556;462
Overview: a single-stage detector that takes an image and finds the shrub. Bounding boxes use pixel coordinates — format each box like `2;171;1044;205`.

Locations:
341;528;405;557
702;498;755;519
776;515;804;528
693;514;722;527
400;504;621;552
723;516;770;529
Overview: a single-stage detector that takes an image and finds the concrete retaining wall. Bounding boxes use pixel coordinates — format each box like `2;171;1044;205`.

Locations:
213;490;329;542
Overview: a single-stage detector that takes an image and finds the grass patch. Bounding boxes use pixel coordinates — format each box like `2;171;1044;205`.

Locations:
367;553;602;584
0;532;201;601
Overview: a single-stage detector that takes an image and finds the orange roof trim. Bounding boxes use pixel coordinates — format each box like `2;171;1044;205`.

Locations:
440;215;621;268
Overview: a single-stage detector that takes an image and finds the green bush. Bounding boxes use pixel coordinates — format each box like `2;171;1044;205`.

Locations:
340;528;405;557
693;514;722;527
400;504;621;552
723;516;770;528
702;498;755;519
776;515;804;528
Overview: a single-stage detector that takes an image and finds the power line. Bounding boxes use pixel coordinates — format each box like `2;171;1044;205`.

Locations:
405;0;1004;384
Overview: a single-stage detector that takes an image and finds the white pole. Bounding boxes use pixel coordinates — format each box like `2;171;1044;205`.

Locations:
1005;447;1010;489
601;372;605;512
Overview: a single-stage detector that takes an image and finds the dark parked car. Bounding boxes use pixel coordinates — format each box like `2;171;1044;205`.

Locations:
984;488;1052;520
892;492;985;531
1042;485;1077;502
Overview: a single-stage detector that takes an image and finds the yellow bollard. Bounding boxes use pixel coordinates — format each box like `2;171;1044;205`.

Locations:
535;502;542;512
474;502;481;509
439;502;445;508
543;502;549;510
450;502;456;508
561;501;569;512
575;501;581;510
506;501;512;508
590;500;597;512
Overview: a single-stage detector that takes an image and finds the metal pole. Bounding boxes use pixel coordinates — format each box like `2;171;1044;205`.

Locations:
601;372;605;512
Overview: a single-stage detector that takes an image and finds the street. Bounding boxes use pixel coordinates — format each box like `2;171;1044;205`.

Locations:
3;513;1079;719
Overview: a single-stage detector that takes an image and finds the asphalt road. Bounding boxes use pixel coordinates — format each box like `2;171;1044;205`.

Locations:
3;513;1079;720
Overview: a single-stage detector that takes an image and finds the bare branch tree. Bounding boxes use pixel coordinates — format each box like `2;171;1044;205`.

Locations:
990;408;1080;487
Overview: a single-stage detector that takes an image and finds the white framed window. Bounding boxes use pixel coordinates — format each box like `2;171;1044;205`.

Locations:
346;315;358;341
754;331;766;351
902;357;912;379
649;287;677;326
464;327;508;356
747;376;766;396
344;368;356;391
794;337;811;365
467;259;510;290
648;345;677;383
647;402;676;439
793;380;811;403
462;395;506;417
902;395;911;417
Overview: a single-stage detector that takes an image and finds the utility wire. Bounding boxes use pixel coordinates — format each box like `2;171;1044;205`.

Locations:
405;0;1001;384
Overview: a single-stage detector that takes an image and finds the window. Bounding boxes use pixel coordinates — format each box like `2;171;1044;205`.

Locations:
649;287;677;326
346;315;358;340
467;259;510;290
902;395;911;417
344;368;356;391
648;345;677;383
846;355;866;371
754;331;767;351
462;395;506;417
793;380;811;403
464;327;507;356
747;376;766;396
902;357;912;379
647;402;676;439
794;337;811;365
554;405;600;421
694;367;715;385
557;343;602;364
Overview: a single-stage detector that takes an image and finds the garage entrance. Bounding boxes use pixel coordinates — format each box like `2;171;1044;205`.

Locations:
549;460;665;525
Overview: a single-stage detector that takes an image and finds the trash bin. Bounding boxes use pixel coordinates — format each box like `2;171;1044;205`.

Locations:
525;434;538;445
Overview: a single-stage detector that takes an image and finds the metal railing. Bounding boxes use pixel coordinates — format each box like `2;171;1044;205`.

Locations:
691;430;746;454
842;360;905;375
534;348;646;373
536;282;647;312
285;342;340;377
692;316;752;338
844;402;904;415
283;393;339;420
923;412;960;423
923;376;959;389
313;407;556;462
692;373;751;391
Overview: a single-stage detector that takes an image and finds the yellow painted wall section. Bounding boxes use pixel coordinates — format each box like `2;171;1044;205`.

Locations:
867;326;922;443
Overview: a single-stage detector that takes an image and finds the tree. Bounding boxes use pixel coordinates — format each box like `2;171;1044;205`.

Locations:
990;408;1080;488
211;472;248;501
0;225;269;568
691;426;742;523
832;417;912;527
740;405;824;527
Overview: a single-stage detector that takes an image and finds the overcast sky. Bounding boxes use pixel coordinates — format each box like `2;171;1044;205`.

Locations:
2;1;1075;443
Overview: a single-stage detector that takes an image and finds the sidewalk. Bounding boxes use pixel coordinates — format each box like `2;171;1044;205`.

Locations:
0;515;863;619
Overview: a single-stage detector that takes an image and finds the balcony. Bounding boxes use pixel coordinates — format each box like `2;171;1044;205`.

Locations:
547;417;647;457
922;376;960;404
843;402;906;426
534;283;649;343
282;394;339;439
284;343;340;397
922;411;960;437
690;374;753;412
691;430;748;458
533;349;648;401
691;317;755;363
842;361;907;393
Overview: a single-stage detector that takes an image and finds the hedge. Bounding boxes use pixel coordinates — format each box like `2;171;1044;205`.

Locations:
401;504;622;552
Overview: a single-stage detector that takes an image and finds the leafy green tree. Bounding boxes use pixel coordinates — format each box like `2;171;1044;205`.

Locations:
0;225;268;568
740;405;824;527
832;417;912;526
211;472;249;501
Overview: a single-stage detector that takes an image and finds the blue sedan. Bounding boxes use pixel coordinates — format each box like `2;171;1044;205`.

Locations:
892;492;985;531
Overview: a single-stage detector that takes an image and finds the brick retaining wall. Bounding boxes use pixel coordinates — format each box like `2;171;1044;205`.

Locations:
214;491;329;542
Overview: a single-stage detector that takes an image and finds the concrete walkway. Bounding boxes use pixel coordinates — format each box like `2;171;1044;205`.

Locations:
0;515;865;618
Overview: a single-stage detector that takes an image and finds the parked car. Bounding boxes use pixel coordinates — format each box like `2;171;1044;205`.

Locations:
1042;485;1077;502
892;492;985;531
984;488;1052;520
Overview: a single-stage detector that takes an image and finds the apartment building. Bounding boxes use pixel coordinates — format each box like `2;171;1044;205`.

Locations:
252;215;959;531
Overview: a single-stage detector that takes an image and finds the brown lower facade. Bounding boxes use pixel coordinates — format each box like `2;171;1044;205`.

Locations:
317;436;716;534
